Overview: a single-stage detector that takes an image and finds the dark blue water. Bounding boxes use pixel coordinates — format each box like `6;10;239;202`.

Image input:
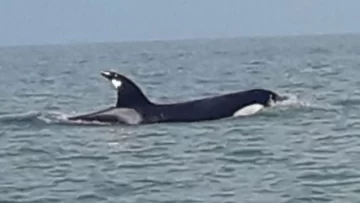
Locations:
1;34;360;202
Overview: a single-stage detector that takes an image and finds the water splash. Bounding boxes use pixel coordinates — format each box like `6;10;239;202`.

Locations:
269;92;339;117
273;93;311;108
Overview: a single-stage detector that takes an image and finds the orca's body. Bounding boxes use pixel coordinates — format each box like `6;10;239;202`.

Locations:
67;71;287;125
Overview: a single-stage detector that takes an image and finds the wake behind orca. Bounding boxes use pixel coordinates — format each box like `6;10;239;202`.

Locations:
67;71;288;125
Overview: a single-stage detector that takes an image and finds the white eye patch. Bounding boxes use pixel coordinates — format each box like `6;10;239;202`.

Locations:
111;79;122;89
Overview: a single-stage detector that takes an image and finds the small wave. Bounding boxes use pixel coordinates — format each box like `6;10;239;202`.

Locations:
0;111;42;122
308;47;332;55
0;111;111;127
306;62;331;69
244;60;267;65
76;59;88;64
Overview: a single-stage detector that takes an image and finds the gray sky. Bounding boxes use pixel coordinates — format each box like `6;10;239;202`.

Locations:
0;0;359;46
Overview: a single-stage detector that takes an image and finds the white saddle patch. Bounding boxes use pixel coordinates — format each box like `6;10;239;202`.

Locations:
233;104;264;117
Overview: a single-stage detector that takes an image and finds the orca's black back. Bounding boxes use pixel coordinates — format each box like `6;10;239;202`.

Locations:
138;89;276;123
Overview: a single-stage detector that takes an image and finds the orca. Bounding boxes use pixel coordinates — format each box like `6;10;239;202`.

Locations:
67;71;287;125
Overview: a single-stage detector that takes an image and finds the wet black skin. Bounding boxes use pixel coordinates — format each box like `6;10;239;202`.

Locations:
67;71;287;124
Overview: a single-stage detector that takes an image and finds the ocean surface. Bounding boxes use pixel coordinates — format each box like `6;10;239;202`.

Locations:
1;34;360;203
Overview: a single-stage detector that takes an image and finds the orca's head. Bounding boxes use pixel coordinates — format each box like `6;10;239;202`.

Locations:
266;91;288;106
100;70;151;107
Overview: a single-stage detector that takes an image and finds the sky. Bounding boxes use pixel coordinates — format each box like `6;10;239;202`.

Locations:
0;0;359;46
